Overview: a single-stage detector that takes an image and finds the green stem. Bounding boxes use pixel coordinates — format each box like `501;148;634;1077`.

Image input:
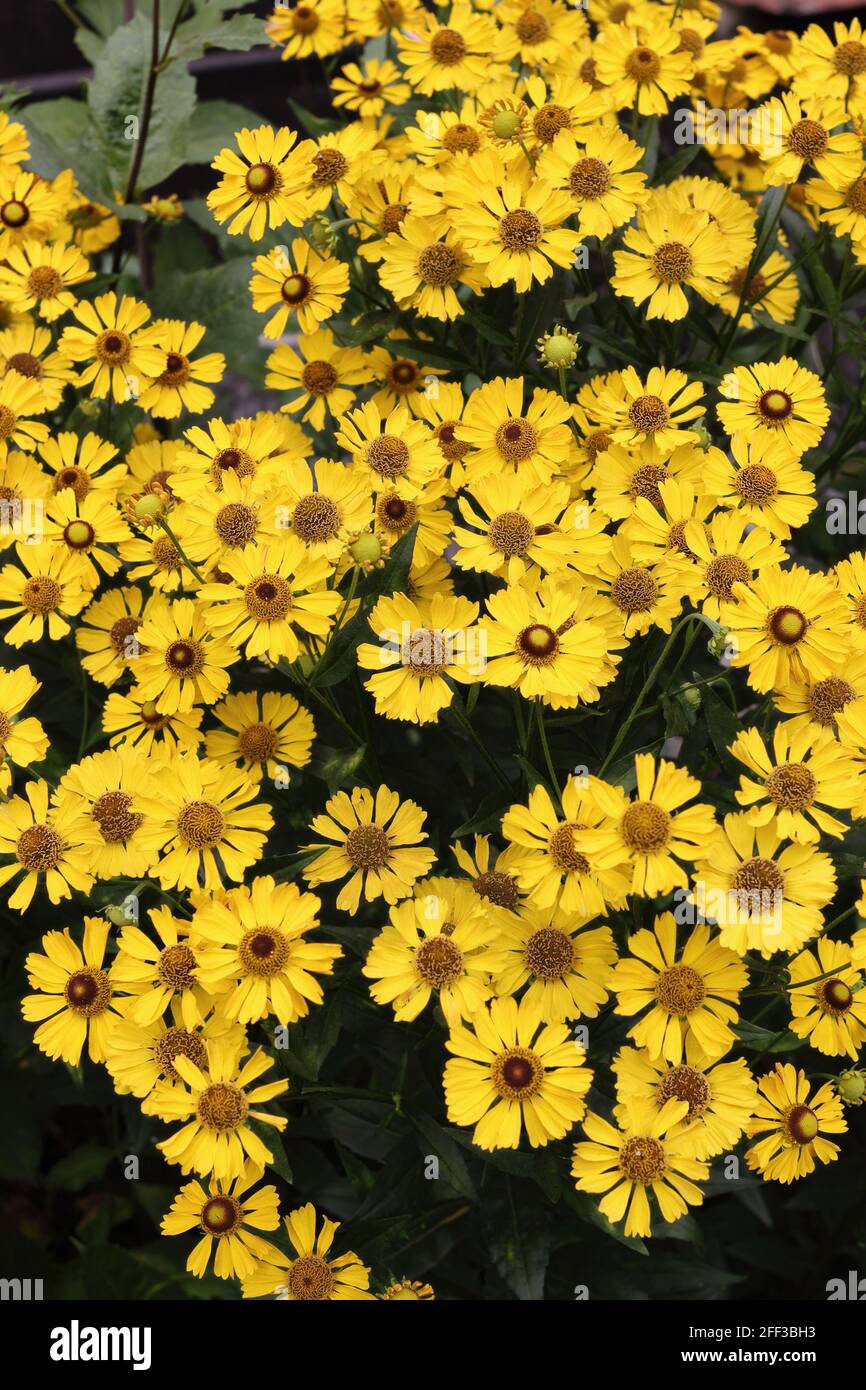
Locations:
157;518;204;584
534;698;561;803
451;699;513;795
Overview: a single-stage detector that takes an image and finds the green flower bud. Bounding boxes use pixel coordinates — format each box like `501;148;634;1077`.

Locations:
492;109;522;140
133;494;166;521
837;1070;866;1104
350;533;383;566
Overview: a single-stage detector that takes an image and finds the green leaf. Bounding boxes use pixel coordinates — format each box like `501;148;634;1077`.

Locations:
250;1120;293;1183
405;1112;476;1201
701;684;739;766
20;99;110;201
146;257;265;381
172;6;265;63
316;744;368;793
46;1143;112;1191
183;99;266;165
734;1021;801;1053
88;13;197;195
485;1197;551;1300
286;98;342;138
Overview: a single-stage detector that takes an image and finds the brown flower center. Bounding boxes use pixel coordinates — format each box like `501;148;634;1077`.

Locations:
767;604;807;646
200;1195;241;1237
64;968;111;1016
657;1064;710;1118
516;10;550;44
244;574;292;621
652;241;694;284
415;934;464;988
494;416;538;461
245;162;280;196
786;119;828;162
621;801;671;852
154;1026;208;1080
312;149;349;187
524;926;574;980
430;28;467;65
377;493;416;534
846;178;866;215
416;242;462;286
27;266;64;299
442;123;480;154
610;566;658;613
238;721;279;762
765;761;816;810
292;493;341;543
532;103;571;143
732;856;785;898
491;1046;544;1099
345;823;390;869
215;501;258;548
291;4;319;34
472;869;519;910
238;926;291;977
569;157;612;200
157;943;197;990
17;823;62;870
619;1134;666;1183
280;273;312;306
176;799;225;849
628;394;670;435
808;676;854;727
22;576;61;614
91;790;142;843
160;352;189;386
498;208;543;251
95;329;131;365
165;638;205;676
626;46;661;81
197;1082;248;1131
735;463;777;504
654;963;706;1015
785;1103;819;1144
5;351;41;378
0;199;29;227
489;509;535;557
548;822;590;873
757;389;793;424
516;622;559;665
288;1255;334;1301
365;434;410;480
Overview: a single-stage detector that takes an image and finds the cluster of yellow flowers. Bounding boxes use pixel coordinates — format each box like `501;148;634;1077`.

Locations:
3;0;866;1292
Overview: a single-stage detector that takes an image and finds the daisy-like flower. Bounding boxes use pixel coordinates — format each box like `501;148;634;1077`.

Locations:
135;320;225;419
208;124;310;239
444;993;593;1150
0;238;93;322
302;784;435;913
609;914;748;1064
265;329;371;431
111;906;213;1029
0;169;70;256
38;429;126;501
336;399;442;495
377;216;486;321
0;322;77;412
460;376;573;487
716;357;830;459
102;687;204;756
415;380;473;484
720;563;849;696
372;477;451;567
266;0;347;61
250;240;349;338
161;1163;284;1282
452;833;524;913
0;110;29;177
692;812;836;957
57;746;165;881
612;204;733;321
595;533;692;639
754;91;861;187
134;597;238;715
397;5;505;96
679;506;787;621
366;339;446;418
363;875;511;1025
21;919;119;1064
0;779;93;909
0;369;50;454
745;1063;846;1183
453;473;582;584
358;590;480;725
172;413;289;502
619;476;716;575
787;938;866;1060
404;103;488;166
43;487;132;585
805;158;866;246
702;434;816;540
582;754;718;897
536;124;649;240
517;71;611;150
198;538;341;664
594;366;705;461
65;194;121;252
300;125;383;216
658;175;758;269
149;755;273;892
330;58;411;117
279;457;372;562
0;543;90;646
184;472;284;574
497;0;588;69
791;19;866;101
192;876;341;1026
0;664;47;791
242;1202;375;1300
492;903;617;1028
571;1099;709;1237
452;151;580;293
594;22;695;115
381;1280;435;1300
502;776;630;916
148;1038;289;1181
58;291;165;403
613;1045;759;1162
205;690;314;783
834;553;866;652
715;249;800;329
588;439;704;522
732;722;861;846
478;576;615;706
104;1001;243;1100
775;654;866;736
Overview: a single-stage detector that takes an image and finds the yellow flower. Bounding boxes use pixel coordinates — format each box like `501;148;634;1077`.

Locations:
588;439;705;521
595;532;692;639
250;239;350;337
198;538;341;664
460;375;573;486
22;919;119;1064
787;939;866;1060
493;903;617;1027
207;124;310;239
302;784;435;912
571;1099;708;1237
0;542;90;646
612;204;733;320
0;110;30;178
774;653;866;736
377;215;486;320
43;486;132;585
104;1000;243;1099
0;168;70;256
192;875;341;1025
363;875;510;1024
57;746;166;880
444;994;594;1149
452;833;524;912
745;1062;846;1183
111;906;213;1029
715;249;800;329
702;433;817;539
74;586;145;686
148;755;273;892
148;1039;289;1181
58;291;165;402
691;812;836;957
330;58;411;117
161;1162;284;1282
134;597;238;714
64;194;121;252
677;505;787;621
337;398;443;495
0;664;47;792
357;590;480;724
497;0;589;69
453;473;582;584
241;1202;375;1300
206;689;314;782
265;328;371;430
0;321;77;412
278;456;372;562
172;413;290;502
610;914;747;1064
301;124;383;215
0;369;50;454
805;158;866;245
536;124;649;239
38;429;126;500
135;319;225;419
719;563;848;695
791;19;866;101
0;779;93;910
0;238;93;322
102;687;204;756
590;365;706;460
730;722;862;844
266;0;348;61
397;5;506;95
755;91;861;187
502;775;630;915
613;1045;759;1161
594;22;695;115
717;356;830;459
